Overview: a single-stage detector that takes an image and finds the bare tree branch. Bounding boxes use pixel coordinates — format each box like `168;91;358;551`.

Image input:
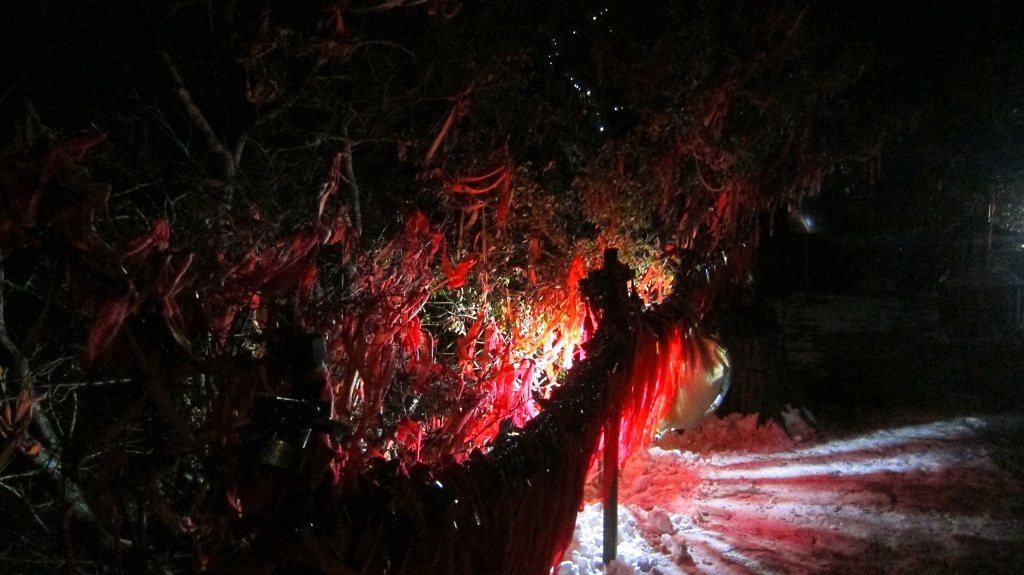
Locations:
0;254;106;541
157;47;237;183
341;121;363;236
250;61;327;130
0;254;59;451
0;479;51;533
25;442;96;524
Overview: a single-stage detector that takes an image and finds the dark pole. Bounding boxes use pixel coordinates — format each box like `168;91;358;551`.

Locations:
581;248;633;569
600;248;626;568
602;413;619;567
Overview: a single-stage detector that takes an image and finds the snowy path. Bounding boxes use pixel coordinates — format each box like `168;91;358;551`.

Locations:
562;295;1024;574
562;414;1024;575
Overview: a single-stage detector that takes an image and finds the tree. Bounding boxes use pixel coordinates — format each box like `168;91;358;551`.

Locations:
0;1;913;573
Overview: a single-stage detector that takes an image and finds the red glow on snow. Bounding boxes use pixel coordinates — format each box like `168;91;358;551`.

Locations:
566;416;1024;575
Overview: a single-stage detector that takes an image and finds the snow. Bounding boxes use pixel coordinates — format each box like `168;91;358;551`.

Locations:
561;412;1024;574
559;294;1024;575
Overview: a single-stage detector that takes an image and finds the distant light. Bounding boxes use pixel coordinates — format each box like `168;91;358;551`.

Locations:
599;125;606;132
788;208;824;234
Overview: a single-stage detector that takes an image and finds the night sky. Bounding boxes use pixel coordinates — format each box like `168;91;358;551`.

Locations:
2;1;1023;221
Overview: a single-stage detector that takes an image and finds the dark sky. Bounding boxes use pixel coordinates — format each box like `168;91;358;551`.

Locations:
0;1;154;124
1;1;1022;190
2;3;1019;102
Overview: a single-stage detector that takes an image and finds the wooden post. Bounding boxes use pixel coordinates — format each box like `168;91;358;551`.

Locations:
581;248;633;569
601;248;626;568
603;413;619;567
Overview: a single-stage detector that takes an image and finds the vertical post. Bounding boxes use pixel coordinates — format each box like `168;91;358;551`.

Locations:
602;414;619;567
581;248;633;570
601;248;625;568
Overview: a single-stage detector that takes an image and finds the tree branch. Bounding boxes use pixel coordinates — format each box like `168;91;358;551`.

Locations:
25;443;96;523
341;122;363;236
157;48;237;183
0;253;107;540
0;254;59;452
250;60;326;130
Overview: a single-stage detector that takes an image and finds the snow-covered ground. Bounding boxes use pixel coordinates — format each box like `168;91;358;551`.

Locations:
561;412;1023;574
561;295;1024;574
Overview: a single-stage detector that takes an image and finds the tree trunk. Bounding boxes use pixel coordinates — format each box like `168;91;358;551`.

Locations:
715;300;800;424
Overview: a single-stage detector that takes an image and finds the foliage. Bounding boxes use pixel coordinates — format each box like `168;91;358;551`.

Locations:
0;0;906;572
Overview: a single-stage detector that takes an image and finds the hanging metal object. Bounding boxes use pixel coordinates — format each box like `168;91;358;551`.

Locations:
247;334;349;474
252;395;329;472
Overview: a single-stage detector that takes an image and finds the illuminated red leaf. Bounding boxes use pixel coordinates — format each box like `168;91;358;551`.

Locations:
225;487;243;515
86;289;135;362
20;440;41;457
445;165;509;195
456;311;485;364
529;237;541;262
424;91;470;165
317;152;344;219
163;302;189;350
122;219;170;259
439;241;475;289
445;259;475;290
299;262;319;292
323;7;345;34
394;417;422;460
404;211;432;242
157;254;193;351
44;130;107;172
495;168;512;226
559;255;587;368
399;316;423;355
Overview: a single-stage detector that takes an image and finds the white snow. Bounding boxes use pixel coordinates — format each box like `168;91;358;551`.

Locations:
560;412;1024;575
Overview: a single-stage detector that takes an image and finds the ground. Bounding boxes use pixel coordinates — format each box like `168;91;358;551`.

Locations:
560;293;1024;574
